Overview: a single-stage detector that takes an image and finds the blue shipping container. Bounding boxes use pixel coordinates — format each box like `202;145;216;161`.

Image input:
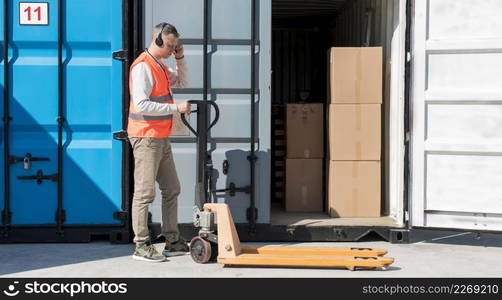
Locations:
1;0;130;242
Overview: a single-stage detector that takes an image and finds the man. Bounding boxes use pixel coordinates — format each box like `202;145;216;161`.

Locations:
127;22;191;262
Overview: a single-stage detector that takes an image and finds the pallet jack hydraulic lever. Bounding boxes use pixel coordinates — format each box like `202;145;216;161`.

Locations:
180;100;219;210
181;101;250;199
181;101;394;270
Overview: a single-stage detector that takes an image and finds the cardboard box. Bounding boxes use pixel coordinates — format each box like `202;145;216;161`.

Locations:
328;161;380;217
286;103;324;159
328;47;382;104
170;112;189;136
328;104;381;161
285;159;323;212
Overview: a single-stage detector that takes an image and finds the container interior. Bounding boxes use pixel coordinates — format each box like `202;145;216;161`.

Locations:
270;0;404;227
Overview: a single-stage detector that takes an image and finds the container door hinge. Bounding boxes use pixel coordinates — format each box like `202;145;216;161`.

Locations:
112;50;128;61
222;160;229;175
113;210;129;221
247;154;258;162
17;170;58;184
113;130;128;141
246;207;258;222
55;209;66;224
2;210;12;226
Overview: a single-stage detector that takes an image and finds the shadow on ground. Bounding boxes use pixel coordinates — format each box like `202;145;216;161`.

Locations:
2;229;502;276
0;241;135;276
410;229;502;248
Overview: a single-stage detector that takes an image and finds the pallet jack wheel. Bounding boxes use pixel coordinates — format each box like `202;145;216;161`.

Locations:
210;242;218;262
190;236;212;264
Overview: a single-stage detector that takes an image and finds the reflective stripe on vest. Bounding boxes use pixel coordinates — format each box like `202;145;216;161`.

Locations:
149;94;173;103
128;93;174;120
128;113;173;121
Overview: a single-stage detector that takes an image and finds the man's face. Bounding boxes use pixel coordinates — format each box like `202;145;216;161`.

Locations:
159;33;179;59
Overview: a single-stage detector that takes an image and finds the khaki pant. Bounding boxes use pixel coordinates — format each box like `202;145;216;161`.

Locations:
130;137;181;245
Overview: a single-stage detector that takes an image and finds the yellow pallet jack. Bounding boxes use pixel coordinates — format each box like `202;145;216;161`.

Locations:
193;203;394;270
181;101;394;270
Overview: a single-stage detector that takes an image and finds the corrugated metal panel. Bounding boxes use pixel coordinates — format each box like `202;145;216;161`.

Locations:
271;27;326;104
332;0;401;216
412;0;502;232
0;0;5;227
64;0;124;224
144;0;271;224
1;0;123;225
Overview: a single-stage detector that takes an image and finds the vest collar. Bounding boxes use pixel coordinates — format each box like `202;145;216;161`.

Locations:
145;48;167;73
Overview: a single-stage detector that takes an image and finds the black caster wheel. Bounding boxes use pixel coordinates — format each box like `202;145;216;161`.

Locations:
190;236;212;264
209;242;218;262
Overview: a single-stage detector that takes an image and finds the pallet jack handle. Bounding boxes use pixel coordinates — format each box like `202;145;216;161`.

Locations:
180;100;220;137
180;100;220;211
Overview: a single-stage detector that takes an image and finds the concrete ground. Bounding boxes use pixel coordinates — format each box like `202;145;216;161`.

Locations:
1;229;501;277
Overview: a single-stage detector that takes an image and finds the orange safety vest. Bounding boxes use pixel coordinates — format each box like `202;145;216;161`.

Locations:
127;51;174;138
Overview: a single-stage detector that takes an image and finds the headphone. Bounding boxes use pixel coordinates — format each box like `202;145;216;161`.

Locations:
155;23;168;47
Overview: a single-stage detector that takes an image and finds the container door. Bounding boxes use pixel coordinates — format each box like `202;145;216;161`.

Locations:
7;0;59;225
143;0;272;224
1;0;123;230
411;0;502;231
0;0;6;226
63;0;123;225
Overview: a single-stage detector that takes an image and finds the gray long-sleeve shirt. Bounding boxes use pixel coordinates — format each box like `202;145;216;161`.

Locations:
130;57;187;116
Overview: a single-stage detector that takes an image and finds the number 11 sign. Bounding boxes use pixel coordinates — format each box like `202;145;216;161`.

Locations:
19;2;49;26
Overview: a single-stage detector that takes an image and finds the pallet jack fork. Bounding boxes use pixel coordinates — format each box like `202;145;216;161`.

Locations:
181;101;394;270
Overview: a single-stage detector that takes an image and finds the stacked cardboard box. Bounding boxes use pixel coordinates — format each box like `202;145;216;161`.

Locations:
327;47;382;217
285;103;324;212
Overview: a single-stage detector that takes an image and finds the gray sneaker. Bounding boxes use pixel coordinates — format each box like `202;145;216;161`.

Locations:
163;238;189;257
132;243;166;262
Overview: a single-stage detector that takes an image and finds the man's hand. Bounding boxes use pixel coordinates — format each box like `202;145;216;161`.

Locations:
174;44;184;59
177;101;191;114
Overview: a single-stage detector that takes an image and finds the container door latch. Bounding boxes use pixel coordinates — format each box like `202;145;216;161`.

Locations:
9;153;50;169
17;170;59;184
